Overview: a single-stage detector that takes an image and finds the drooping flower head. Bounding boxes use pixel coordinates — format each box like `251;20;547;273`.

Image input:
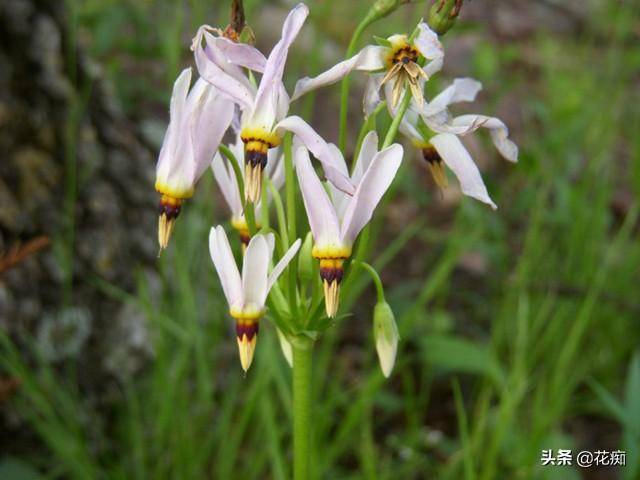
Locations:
209;226;301;371
399;78;518;209
155;68;234;251
292;22;443;110
211;134;284;250
193;3;354;203
295;132;403;317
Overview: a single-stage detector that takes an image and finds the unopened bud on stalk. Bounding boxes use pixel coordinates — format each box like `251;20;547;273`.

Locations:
298;232;314;281
428;0;464;36
369;0;411;21
373;301;399;377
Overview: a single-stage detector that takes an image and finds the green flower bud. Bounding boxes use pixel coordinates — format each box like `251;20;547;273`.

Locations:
428;0;464;36
373;301;399;377
369;0;411;21
298;232;314;282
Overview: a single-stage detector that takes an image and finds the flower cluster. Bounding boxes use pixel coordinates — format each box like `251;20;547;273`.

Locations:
154;2;517;374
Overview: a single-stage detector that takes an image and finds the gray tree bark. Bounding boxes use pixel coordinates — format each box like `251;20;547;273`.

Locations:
0;0;157;381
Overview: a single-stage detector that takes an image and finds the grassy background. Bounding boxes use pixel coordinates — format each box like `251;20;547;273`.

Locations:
2;0;640;479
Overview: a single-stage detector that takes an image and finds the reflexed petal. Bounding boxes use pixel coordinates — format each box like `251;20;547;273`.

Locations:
430;133;497;209
292;45;387;101
352;130;379;184
415;22;443;60
242;234;270;307
276;115;355;195
156;69;195;188
193;30;255;109
452;115;519;162
264;232;276;261
423;78;482;116
251;3;308;128
209;226;243;306
212;152;242;217
191;82;234;181
363;74;384;117
423;56;443;78
399;109;424;143
267;238;302;295
340;144;403;245
209;35;267;72
294;146;341;244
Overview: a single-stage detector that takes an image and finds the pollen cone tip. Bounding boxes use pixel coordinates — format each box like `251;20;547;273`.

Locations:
237;334;257;372
323;280;341;318
158;214;176;252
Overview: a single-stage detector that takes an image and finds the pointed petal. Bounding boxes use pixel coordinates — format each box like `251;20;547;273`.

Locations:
267;238;301;295
430;133;497;209
415;22;443;60
340;144;403;245
156;68;193;186
276;115;355;195
209;226;243;307
423;78;482;117
242;235;270;308
190;81;234;181
251;3;308;128
352;130;379;184
208;35;267;72
212;151;242;217
193;29;255;109
452;115;519;162
363;74;384;117
423;56;443;78
291;45;387;101
294;146;341;245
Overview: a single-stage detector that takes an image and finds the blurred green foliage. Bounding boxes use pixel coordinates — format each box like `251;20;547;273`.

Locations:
2;0;640;479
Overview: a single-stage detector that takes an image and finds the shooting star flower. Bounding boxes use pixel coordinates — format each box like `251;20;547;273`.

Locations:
291;22;443;109
193;3;353;204
209;226;301;372
212;134;284;250
399;78;518;209
155;68;234;251
295;132;403;317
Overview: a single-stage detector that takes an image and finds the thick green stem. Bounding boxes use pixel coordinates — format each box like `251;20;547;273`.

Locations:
292;338;313;480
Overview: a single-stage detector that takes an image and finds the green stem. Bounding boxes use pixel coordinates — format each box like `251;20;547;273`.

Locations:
338;11;378;152
382;89;412;149
292;337;314;480
355;261;385;303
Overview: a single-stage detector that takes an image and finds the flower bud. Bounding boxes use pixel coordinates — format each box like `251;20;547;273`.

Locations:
373;301;399;377
428;0;464;36
369;0;411;21
298;232;314;282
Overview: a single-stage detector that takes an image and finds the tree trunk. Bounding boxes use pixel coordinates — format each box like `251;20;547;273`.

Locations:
0;0;157;382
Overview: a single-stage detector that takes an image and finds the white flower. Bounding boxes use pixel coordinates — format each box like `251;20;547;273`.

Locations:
399;78;518;209
209;226;301;371
295;132;403;317
211;134;284;248
291;22;443;110
193;3;353;203
155;68;234;251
